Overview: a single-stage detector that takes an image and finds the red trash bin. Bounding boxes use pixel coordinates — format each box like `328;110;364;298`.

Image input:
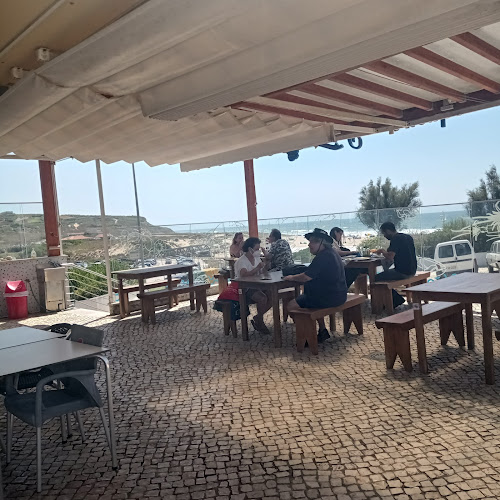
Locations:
5;280;28;320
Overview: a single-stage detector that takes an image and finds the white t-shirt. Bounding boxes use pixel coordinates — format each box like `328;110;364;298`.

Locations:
234;253;261;278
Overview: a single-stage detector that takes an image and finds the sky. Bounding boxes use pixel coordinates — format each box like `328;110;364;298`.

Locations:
1;106;498;227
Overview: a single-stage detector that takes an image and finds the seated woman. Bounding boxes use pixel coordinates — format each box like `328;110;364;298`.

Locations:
229;232;244;258
234;237;272;335
330;227;362;289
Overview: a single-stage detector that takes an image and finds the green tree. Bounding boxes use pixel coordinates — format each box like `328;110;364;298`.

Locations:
357;177;421;231
467;165;500;216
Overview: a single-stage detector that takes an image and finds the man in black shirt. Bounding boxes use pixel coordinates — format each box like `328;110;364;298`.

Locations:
284;228;347;343
374;221;417;308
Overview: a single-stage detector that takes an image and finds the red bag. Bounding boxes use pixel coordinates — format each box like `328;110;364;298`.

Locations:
218;281;239;301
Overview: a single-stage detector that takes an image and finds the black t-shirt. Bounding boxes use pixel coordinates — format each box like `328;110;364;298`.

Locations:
388;233;417;275
304;247;347;303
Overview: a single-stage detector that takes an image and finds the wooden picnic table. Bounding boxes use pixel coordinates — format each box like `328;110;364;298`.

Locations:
344;257;382;284
233;271;300;348
112;264;195;318
407;273;500;385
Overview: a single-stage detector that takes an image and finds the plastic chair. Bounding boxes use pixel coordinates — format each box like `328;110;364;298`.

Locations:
4;369;112;493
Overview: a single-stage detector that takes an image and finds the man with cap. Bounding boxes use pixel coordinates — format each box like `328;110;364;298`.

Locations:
283;228;347;343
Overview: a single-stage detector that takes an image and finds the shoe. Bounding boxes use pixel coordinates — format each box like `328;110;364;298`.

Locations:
317;328;330;343
251;317;271;335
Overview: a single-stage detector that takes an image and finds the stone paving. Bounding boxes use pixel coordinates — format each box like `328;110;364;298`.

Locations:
2;299;500;499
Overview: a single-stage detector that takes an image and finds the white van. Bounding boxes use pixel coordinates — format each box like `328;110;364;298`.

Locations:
486;240;500;272
434;240;477;273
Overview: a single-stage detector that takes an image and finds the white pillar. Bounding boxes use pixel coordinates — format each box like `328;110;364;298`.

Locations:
95;159;114;308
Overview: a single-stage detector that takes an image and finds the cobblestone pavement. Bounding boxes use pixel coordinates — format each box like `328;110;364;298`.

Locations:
2;300;500;499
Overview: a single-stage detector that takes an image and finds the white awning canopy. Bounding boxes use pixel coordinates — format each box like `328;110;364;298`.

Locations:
1;0;500;170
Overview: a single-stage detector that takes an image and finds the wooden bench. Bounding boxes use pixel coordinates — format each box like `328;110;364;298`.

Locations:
371;271;430;315
114;279;181;315
289;294;366;355
138;283;210;324
375;301;465;372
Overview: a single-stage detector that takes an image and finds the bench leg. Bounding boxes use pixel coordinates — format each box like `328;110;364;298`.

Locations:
371;285;384;315
383;288;393;315
293;315;318;355
395;328;412;372
354;274;368;298
438;316;452;345
343;304;363;335
329;314;336;333
230;321;238;338
222;304;231;335
195;293;201;313
450;311;465;347
142;299;155;325
383;327;398;369
383;325;412;371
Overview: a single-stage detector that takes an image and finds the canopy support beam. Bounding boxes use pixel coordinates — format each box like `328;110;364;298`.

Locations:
244;159;258;237
38;160;61;257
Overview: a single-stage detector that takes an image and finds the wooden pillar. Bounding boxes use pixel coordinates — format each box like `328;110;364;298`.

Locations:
38;160;61;256
244;159;258;237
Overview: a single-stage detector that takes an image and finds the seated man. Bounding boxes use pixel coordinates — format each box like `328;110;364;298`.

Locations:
263;228;294;271
374;221;417;309
284;228;347;343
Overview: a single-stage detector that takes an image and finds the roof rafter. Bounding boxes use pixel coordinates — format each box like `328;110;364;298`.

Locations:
405;46;500;93
451;32;500;65
363;60;466;102
329;73;433;110
297;82;403;118
232;102;377;134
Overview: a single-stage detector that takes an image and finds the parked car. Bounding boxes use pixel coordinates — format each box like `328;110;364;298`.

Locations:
434;239;478;273
486;240;500;272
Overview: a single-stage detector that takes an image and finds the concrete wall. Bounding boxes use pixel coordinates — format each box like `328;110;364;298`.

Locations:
0;256;67;318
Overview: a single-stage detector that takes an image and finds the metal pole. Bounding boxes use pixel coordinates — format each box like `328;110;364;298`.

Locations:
131;163;145;267
95;159;114;307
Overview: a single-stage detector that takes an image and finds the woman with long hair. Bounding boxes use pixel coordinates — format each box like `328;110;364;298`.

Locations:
229;232;244;258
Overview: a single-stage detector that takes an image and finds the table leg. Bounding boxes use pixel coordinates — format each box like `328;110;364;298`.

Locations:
188;268;195;311
413;300;428;374
465;303;475;350
272;287;281;348
138;278;147;323
481;299;494;385
368;264;376;286
168;274;173;308
96;355;118;469
239;288;249;341
118;278;126;319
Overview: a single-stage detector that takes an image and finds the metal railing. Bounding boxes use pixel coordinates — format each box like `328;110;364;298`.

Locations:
64;263;119;307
